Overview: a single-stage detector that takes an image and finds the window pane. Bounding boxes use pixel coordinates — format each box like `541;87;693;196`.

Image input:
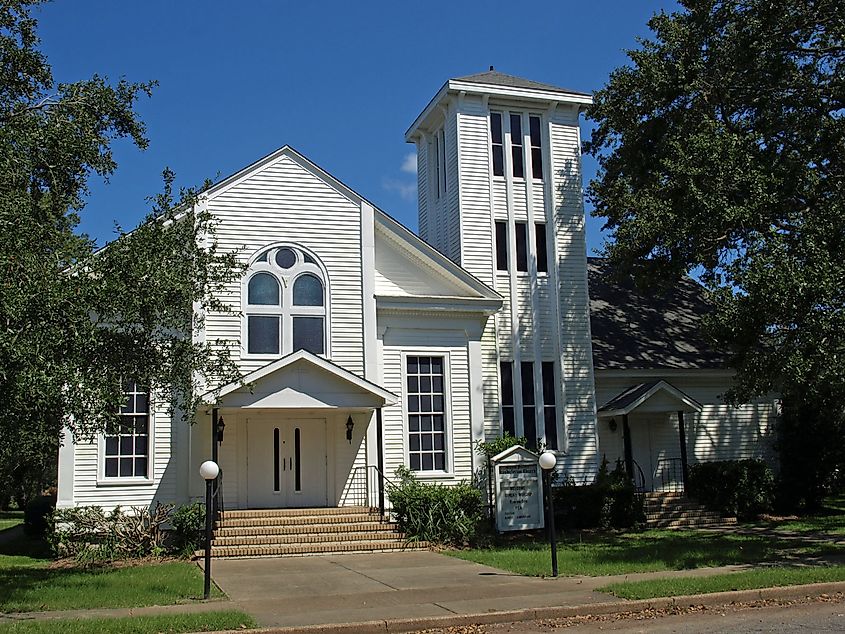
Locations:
422;454;433;470
134;392;148;413
410;454;421;470
544;408;558;450
105;458;118;478
431;357;442;374
541;362;555;404
256;251;268;262
490;113;503;145
502;407;515;436
515;222;528;271
135;435;148;455
105;436;118;455
407;355;446;472
407;376;418;392
521;361;535;405
119;458;133;477
492;146;504;177
529;115;541;147
434;453;445;470
510;114;524;178
523;407;537;450
409;415;420;431
247;272;280;305
120;435;133;454
407;356;418;374
510;113;522;142
500;362;514;406
248;316;280;354
292;316;324;354
535;223;548;273
134;415;148;435
274;247;296;269
532;147;543;179
134;458;148;477
495;221;508;271
293;274;324;306
303;253;317;264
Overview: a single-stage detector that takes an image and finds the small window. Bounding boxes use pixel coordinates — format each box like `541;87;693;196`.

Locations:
434;135;441;200
495;221;509;271
521;362;537;449
407;355;447;472
440;128;447;196
515;222;528;272
105;381;150;479
535;223;549;273
500;362;515;437
510;113;524;178
542;362;558;449
490;113;504;177
275;248;296;269
293;316;325;355
529;116;543;179
293;274;323;306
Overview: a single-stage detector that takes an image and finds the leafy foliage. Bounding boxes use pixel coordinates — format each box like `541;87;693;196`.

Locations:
0;1;243;501
585;0;845;506
388;466;484;545
49;503;172;564
23;492;54;536
474;433;527;460
553;457;644;530
170;502;206;555
688;459;775;520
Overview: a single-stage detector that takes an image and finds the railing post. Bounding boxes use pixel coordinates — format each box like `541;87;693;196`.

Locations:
376;407;385;517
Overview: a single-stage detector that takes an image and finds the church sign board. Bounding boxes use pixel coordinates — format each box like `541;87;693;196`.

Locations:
492;445;544;532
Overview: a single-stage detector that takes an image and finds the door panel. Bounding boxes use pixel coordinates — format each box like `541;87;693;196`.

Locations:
247;418;327;508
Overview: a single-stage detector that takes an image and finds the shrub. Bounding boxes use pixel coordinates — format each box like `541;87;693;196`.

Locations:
171;502;206;554
23;491;56;536
553;458;644;530
688;459;775;520
388;466;484;545
49;503;172;563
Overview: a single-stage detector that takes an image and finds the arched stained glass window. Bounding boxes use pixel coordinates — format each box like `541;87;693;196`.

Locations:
247;272;280;305
244;245;328;357
293;274;323;306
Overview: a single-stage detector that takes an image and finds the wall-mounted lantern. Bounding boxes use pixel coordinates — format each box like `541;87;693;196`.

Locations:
216;416;226;443
608;418;618;433
346;415;355;444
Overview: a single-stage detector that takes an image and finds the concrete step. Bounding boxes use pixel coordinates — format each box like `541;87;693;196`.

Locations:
218;513;384;528
648;516;737;529
645;510;724;521
220;506;376;519
214;521;390;538
204;539;430;558
213;530;406;547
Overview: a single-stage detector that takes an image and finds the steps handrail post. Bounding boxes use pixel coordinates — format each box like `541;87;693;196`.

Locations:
376;407;385;517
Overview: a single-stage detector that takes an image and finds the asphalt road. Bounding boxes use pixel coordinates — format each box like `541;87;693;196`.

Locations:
416;597;845;634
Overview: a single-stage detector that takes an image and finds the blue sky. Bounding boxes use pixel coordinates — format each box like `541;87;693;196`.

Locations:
36;0;679;253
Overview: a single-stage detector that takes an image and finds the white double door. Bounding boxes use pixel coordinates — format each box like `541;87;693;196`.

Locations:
247;417;327;508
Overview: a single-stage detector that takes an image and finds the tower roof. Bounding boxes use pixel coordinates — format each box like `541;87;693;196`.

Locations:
453;69;592;98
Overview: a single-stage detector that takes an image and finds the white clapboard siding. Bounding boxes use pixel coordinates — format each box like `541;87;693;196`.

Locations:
206;153;364;378
446;107;461;264
379;326;473;484
373;229;468;297
512;184;528;221
549;111;599;482
595;373;778;482
417;139;429;243
72;391;178;511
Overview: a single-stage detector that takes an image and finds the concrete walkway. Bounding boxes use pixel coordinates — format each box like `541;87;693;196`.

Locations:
207;551;752;628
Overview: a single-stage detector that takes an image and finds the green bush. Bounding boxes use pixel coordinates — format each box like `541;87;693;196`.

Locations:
23;492;56;536
688;459;775;520
388;466;484;545
553;458;644;530
171;502;206;554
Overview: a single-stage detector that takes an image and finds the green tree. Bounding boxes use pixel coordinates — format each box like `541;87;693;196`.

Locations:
585;0;844;508
0;0;241;506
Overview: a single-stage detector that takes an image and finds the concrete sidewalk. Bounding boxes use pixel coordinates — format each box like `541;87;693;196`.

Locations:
207;550;752;628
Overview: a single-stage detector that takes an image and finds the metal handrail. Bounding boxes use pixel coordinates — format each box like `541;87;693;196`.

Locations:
631;460;648;494
656;457;685;493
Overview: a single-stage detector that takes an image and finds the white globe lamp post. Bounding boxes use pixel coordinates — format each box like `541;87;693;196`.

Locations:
539;451;558;577
199;460;219;599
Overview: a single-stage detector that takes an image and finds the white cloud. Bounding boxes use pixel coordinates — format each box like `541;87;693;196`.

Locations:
400;152;417;174
382;178;417;201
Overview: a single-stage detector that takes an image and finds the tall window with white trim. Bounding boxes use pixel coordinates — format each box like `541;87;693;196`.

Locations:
104;381;150;479
407;356;447;472
244;245;328;357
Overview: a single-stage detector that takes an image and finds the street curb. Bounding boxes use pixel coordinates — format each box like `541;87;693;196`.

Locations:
209;581;845;634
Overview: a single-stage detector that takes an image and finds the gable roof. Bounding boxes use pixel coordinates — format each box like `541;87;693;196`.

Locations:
205;349;398;409
597;380;703;417
454;70;592;97
588;258;729;371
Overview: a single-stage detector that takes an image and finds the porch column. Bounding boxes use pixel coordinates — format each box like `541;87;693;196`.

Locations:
622;414;633;481
677;410;690;491
376;407;385;517
211;408;219;518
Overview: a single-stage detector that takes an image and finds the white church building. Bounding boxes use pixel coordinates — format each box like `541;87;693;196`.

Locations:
56;71;776;540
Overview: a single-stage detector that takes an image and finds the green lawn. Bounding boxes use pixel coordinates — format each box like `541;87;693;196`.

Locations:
0;533;222;613
599;564;845;599
0;511;23;533
448;529;843;577
748;495;845;536
0;610;255;633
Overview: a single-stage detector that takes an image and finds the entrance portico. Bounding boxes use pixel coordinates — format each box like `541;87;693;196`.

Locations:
194;350;397;510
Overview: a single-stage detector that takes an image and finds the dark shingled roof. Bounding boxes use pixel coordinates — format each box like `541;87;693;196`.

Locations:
588;258;729;371
454;70;592;98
